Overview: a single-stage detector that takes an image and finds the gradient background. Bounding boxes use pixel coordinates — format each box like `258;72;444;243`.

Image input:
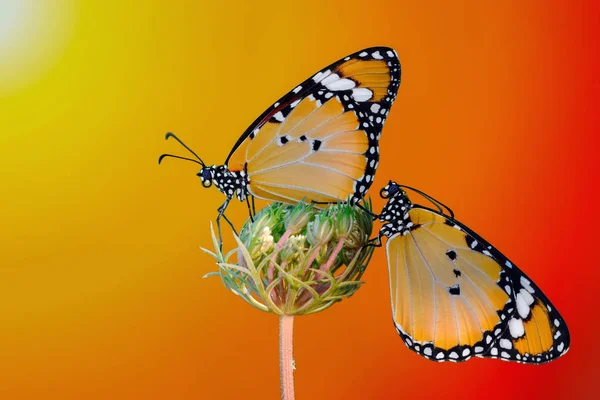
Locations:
1;1;599;399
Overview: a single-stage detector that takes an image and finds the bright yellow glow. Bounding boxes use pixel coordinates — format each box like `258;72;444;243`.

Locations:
0;0;74;94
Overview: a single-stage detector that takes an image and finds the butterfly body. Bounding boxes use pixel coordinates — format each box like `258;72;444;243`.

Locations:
198;165;249;202
378;181;570;364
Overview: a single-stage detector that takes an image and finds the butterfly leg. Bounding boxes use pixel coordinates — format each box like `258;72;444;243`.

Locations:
356;202;379;220
365;234;383;248
216;199;238;247
246;197;255;222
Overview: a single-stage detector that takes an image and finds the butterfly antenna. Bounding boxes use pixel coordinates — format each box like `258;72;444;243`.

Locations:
400;185;455;219
158;154;204;165
164;132;205;167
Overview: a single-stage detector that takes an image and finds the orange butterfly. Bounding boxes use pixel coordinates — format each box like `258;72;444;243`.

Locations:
160;47;401;235
377;181;570;364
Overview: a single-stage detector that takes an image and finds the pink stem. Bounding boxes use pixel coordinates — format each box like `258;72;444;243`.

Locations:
275;229;293;250
277;261;287;304
318;237;345;278
301;244;322;275
268;228;293;301
268;262;275;282
279;315;295;400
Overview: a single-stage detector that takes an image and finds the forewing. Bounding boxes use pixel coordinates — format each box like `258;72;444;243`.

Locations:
225;47;401;204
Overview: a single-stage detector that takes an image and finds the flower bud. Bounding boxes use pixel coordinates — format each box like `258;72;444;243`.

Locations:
285;202;315;234
305;214;334;246
204;201;374;316
332;207;354;239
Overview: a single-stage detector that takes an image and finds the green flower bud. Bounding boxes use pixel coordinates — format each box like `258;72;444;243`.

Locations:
305;214;334;246
204;201;374;315
332;207;354;239
285;202;315;234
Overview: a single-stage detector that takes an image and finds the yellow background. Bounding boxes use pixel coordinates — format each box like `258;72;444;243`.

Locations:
1;1;598;399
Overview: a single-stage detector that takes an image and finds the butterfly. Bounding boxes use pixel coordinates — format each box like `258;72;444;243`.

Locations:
376;181;570;364
159;47;401;236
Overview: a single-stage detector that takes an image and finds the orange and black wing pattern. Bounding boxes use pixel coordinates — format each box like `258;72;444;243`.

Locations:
479;261;570;363
379;182;570;364
225;47;401;205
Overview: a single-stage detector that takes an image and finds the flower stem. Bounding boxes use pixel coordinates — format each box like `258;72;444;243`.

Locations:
320;237;345;273
315;237;346;279
279;315;295;400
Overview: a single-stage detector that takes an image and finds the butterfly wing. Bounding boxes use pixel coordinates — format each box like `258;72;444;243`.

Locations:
225;47;401;204
385;206;570;363
386;207;514;362
471;249;571;364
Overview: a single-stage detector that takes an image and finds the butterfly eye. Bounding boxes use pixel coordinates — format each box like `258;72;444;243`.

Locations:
381;182;400;199
198;169;213;188
387;183;400;196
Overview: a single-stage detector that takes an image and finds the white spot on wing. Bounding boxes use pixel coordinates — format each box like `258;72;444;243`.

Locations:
352;88;373;102
520;288;534;305
293;85;302;93
372;51;383;59
370;103;381;113
508;317;525;338
320;73;340;86
520;276;535;294
326;78;356;91
274;112;285;122
312;70;332;83
516;293;531;319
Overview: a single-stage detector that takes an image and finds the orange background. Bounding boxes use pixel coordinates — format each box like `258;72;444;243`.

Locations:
1;1;599;399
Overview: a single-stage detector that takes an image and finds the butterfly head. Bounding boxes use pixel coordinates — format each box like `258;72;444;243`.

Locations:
379;180;404;199
197;166;215;188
